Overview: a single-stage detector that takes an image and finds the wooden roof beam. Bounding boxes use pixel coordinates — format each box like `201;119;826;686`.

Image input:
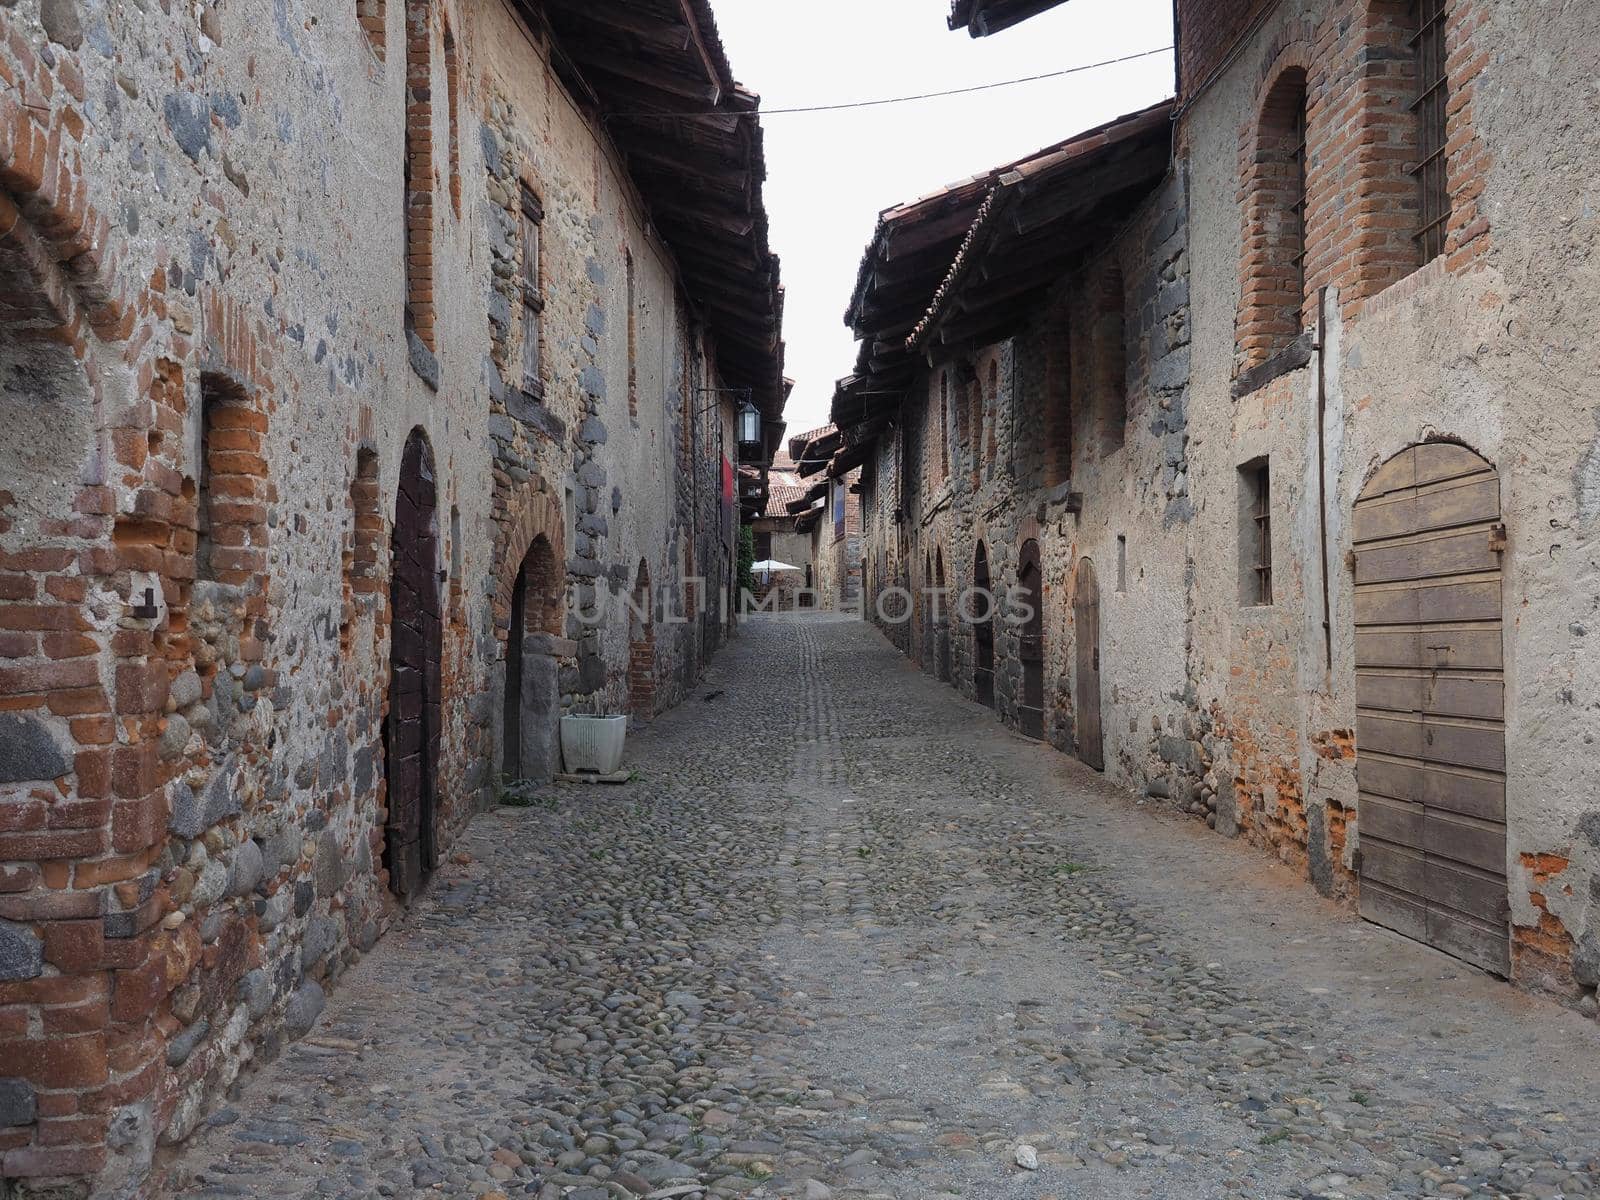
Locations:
675;0;726;104
570;49;720;104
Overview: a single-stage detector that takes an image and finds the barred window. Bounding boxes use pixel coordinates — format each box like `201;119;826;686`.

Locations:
1240;458;1273;606
519;186;544;396
1410;0;1449;262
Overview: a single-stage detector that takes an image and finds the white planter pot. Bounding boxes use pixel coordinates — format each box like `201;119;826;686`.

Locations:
560;714;628;775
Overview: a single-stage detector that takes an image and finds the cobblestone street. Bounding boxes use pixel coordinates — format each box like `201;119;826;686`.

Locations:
166;615;1600;1200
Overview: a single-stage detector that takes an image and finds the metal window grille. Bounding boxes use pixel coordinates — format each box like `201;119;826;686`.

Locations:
1409;0;1450;262
1251;462;1273;605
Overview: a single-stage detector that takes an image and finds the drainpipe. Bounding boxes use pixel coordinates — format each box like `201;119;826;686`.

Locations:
1315;286;1332;679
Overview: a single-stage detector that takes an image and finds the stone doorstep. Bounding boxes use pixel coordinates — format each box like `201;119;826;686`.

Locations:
555;771;632;785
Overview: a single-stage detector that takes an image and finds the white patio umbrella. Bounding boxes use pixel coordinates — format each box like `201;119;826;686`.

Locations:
752;559;801;584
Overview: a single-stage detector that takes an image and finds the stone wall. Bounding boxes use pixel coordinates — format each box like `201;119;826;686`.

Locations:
859;172;1197;800
0;0;757;1192
1182;0;1600;992
860;0;1600;1004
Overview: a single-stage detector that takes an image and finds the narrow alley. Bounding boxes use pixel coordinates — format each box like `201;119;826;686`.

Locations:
166;615;1600;1200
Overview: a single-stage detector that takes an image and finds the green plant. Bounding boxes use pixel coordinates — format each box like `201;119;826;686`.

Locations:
737;523;756;597
1259;1129;1289;1146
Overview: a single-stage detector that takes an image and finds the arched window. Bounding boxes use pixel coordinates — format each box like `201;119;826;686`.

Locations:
404;2;435;353
444;21;461;218
1237;67;1309;372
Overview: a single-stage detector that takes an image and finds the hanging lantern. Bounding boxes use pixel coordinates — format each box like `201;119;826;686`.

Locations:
736;398;762;449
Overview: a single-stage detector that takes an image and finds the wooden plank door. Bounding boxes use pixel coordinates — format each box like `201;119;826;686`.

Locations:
386;430;441;900
1016;539;1044;740
1075;558;1104;771
1353;442;1508;974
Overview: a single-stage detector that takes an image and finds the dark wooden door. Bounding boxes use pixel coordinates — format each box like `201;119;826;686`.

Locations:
386;429;441;899
1016;539;1044;740
1354;442;1508;974
973;543;995;707
1074;557;1104;771
504;558;527;780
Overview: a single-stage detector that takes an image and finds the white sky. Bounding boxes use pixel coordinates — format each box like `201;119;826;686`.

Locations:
710;0;1175;436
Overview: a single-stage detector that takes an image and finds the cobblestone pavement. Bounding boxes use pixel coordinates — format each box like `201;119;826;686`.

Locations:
165;614;1600;1200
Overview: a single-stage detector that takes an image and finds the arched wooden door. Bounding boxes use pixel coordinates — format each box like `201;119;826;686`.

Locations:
934;548;951;683
1016;539;1044;740
1074;557;1104;770
1354;442;1508;975
504;534;561;782
973;542;995;707
386;429;441;899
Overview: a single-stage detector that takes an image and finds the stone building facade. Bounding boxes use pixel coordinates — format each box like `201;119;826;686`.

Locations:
0;0;784;1193
836;0;1600;1005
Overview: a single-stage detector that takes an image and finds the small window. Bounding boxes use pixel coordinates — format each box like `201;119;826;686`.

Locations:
1116;534;1127;593
1097;265;1128;454
1410;0;1449;263
626;250;638;421
520;186;544;396
1239;459;1273;606
444;23;460;217
937;372;949;482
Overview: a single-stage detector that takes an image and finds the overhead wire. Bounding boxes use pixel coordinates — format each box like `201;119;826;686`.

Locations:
603;46;1174;120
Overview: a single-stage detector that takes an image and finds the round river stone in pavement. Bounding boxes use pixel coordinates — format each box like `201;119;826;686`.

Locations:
163;614;1600;1200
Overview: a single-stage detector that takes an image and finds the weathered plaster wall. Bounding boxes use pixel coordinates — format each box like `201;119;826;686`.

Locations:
1180;0;1600;989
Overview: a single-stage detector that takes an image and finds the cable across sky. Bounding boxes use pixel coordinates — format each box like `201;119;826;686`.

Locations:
607;46;1174;120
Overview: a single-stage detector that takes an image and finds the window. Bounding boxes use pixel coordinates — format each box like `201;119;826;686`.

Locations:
1410;0;1449;263
519;185;544;396
626;250;638;421
1239;459;1273;606
938;372;949;482
754;531;773;561
403;4;434;352
1044;327;1070;487
449;503;462;616
1117;534;1127;593
1237;68;1309;370
833;480;846;542
444;23;460;217
1097;264;1128;454
985;358;999;476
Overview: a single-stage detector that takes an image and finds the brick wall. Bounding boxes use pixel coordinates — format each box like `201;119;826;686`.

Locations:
1176;0;1275;97
0;0;754;1190
1229;0;1495;376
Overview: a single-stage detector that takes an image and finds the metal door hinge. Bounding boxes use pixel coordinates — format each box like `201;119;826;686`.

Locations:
1488;523;1507;553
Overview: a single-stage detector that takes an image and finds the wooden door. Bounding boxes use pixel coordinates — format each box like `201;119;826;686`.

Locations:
386;430;441;899
1074;558;1104;771
1353;442;1508;974
1016;539;1044;740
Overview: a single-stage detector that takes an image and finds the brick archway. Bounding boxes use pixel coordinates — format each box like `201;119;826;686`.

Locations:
493;483;564;636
